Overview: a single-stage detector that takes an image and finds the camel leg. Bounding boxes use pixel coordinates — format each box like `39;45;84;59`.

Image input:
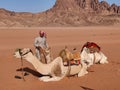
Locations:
99;52;108;64
39;67;68;82
38;76;51;81
94;52;108;64
78;64;88;77
78;68;88;77
42;70;68;82
39;76;65;82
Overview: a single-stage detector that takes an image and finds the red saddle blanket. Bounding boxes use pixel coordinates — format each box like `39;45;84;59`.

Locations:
63;59;80;66
81;42;101;53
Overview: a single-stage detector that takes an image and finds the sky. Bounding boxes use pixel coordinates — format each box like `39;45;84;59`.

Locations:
0;0;120;13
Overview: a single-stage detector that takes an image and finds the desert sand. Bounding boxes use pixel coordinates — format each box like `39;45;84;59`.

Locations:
0;26;120;90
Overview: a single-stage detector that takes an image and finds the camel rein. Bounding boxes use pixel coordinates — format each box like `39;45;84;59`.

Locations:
18;49;32;81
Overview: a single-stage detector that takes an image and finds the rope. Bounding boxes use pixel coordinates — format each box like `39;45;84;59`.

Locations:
39;47;47;64
67;60;71;78
20;56;25;81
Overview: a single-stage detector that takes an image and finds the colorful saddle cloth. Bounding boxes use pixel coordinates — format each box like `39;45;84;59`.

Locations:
63;52;81;66
81;42;101;53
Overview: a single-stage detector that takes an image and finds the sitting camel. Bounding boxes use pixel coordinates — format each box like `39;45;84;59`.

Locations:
14;48;88;82
80;42;108;67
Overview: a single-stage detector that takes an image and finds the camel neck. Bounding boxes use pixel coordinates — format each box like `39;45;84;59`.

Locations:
25;53;50;75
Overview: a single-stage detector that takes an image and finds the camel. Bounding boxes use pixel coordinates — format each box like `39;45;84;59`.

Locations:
14;48;88;82
80;42;108;67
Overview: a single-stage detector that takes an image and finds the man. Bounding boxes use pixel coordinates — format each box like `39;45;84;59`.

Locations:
34;30;49;61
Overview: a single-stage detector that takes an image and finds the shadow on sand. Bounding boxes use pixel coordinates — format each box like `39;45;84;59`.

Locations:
15;67;44;77
80;86;94;90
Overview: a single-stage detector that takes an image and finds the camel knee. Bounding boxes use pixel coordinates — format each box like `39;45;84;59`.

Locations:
100;59;108;64
77;68;88;77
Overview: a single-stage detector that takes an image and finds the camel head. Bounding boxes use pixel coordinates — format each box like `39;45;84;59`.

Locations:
14;48;33;59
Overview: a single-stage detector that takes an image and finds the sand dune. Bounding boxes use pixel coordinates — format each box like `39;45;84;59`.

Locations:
0;26;120;90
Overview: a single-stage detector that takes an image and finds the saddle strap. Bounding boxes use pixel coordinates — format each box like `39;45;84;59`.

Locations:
63;59;80;66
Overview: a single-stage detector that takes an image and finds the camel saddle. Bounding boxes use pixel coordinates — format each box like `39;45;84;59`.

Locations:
81;42;101;53
63;52;81;66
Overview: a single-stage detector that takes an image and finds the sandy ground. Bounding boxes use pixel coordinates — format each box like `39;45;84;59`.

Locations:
0;26;120;90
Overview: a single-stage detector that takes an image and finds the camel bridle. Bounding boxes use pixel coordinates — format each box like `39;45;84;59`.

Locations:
18;49;33;81
18;49;33;57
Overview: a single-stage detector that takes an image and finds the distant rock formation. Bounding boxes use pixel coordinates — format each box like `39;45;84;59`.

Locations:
0;0;120;27
51;0;120;14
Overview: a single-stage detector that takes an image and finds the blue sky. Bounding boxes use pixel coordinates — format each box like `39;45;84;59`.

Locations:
0;0;120;13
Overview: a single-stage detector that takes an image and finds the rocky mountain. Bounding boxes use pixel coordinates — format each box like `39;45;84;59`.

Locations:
0;0;120;27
